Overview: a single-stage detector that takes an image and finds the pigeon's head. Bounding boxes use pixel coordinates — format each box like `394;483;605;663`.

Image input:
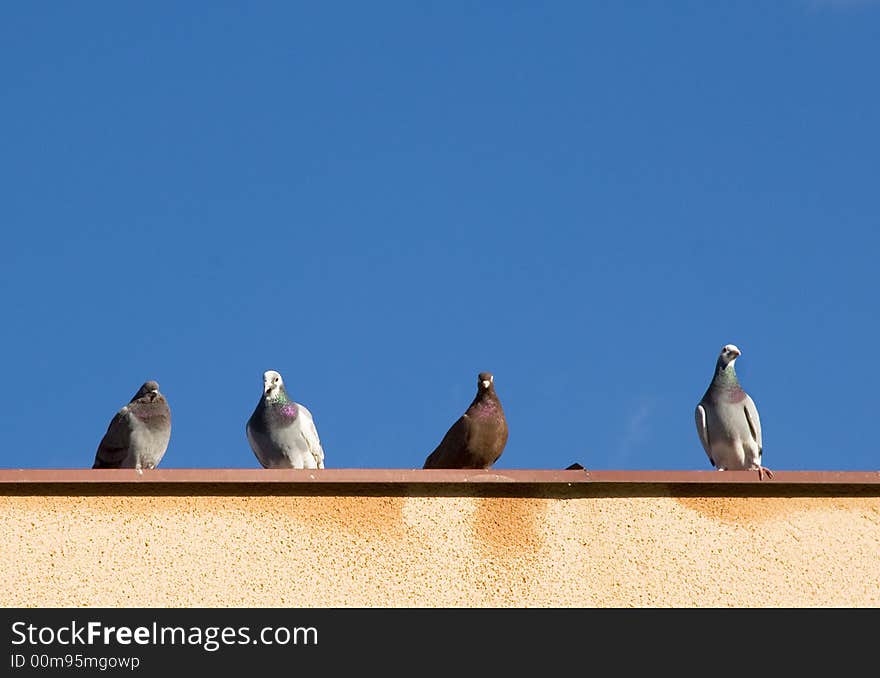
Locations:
477;372;495;392
717;344;742;370
262;370;285;397
133;381;161;403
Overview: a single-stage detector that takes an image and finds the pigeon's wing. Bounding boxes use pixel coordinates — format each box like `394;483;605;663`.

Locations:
245;418;264;459
743;394;763;450
296;405;325;469
423;413;471;469
93;407;134;469
694;403;715;467
245;411;279;468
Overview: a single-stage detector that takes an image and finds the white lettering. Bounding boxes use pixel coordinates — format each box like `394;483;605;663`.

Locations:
11;622;26;644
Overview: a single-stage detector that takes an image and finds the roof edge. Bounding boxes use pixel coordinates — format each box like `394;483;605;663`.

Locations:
1;469;878;484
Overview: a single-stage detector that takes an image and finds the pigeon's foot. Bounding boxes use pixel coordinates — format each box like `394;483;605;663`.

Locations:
135;467;144;476
756;466;774;481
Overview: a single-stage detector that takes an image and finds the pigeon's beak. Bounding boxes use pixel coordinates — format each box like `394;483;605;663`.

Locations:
731;347;741;358
481;380;491;389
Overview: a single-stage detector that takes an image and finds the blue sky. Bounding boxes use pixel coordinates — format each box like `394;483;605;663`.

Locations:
1;2;877;471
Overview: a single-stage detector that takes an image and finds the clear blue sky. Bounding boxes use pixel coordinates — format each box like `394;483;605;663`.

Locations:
1;2;877;471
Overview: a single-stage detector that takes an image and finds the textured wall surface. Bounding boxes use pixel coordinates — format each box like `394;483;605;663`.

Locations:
3;484;879;607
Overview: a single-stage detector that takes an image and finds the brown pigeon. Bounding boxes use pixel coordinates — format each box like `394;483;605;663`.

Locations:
92;380;171;471
423;372;508;469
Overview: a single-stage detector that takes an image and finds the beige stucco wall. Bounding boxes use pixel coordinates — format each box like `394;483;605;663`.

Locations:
3;486;879;607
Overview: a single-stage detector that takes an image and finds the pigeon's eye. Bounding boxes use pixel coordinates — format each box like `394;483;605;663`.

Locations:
274;378;279;383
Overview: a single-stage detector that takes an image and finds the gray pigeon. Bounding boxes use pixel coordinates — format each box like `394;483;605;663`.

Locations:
246;370;325;469
423;372;508;469
92;380;171;471
695;344;773;479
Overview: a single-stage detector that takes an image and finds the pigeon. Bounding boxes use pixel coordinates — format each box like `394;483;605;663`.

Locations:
246;370;325;469
92;380;171;471
423;372;508;469
695;344;773;480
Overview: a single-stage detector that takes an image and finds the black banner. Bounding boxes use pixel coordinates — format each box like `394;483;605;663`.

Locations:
0;608;869;673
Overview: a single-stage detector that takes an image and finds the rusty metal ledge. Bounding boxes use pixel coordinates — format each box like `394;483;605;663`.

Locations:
0;469;878;484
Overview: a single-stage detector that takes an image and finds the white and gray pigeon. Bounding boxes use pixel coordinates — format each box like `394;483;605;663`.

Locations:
695;344;773;480
92;380;171;471
246;370;325;469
